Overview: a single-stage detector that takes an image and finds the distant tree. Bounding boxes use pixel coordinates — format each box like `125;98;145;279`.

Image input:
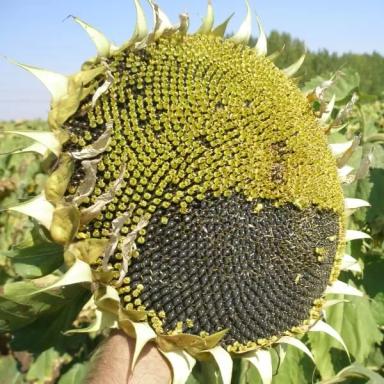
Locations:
249;31;384;99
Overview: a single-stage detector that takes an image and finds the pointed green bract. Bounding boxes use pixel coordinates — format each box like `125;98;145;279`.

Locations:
322;299;349;309
338;165;354;178
56;259;93;288
10;60;68;103
245;350;272;384
345;230;371;241
132;0;148;43
4;130;61;157
208;346;233;384
309;320;350;358
325;281;363;297
341;254;361;273
229;0;252;44
196;0;214;34
131;321;157;368
1;142;48;156
73;17;112;57
161;350;195;384
36;259;93;293
282;52;306;77
147;0;174;38
8;193;54;230
211;13;234;37
344;198;370;210
254;16;267;56
329;141;355;156
276;336;314;362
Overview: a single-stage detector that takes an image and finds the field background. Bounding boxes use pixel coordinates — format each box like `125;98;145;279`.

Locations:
0;31;383;383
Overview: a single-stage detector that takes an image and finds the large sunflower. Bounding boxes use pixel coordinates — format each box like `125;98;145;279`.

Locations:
3;1;370;383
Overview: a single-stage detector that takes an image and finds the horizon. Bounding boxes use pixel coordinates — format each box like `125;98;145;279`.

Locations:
1;0;383;120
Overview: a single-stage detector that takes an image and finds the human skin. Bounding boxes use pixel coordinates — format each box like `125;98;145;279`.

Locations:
85;330;172;384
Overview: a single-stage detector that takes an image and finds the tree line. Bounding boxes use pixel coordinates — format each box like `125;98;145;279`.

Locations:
252;31;384;99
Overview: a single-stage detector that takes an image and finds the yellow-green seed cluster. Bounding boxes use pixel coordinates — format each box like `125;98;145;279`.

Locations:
66;34;343;238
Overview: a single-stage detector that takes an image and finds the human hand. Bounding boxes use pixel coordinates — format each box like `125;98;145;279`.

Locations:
85;330;172;384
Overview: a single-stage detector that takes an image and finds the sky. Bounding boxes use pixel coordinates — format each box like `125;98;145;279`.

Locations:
0;0;383;120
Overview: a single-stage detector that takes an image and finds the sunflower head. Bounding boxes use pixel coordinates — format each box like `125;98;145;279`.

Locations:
5;1;368;382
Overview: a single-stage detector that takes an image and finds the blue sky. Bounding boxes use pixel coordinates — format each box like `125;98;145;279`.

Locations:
1;0;383;120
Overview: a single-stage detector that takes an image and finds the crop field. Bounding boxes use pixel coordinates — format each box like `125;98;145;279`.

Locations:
0;2;383;383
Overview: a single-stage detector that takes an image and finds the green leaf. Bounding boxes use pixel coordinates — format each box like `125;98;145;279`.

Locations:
364;169;384;238
186;360;221;384
343;156;384;235
0;295;34;332
309;291;383;379
58;363;90;384
4;242;63;279
0;279;91;354
272;345;314;384
0;355;23;384
370;293;384;325
362;256;384;325
246;363;264;384
10;285;90;353
302;68;360;102
26;347;62;384
185;371;202;384
365;346;384;372
323;363;384;384
370;145;384;169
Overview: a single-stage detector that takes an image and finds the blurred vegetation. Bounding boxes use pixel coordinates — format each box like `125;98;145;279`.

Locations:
260;31;384;100
0;121;98;383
